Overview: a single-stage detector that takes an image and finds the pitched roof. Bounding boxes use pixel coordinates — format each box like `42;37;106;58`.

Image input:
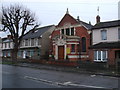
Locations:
89;42;120;49
57;13;93;30
78;20;93;30
23;25;54;39
57;13;79;27
92;20;120;29
1;37;12;43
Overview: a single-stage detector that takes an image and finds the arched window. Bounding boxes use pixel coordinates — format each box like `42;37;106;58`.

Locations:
82;37;86;52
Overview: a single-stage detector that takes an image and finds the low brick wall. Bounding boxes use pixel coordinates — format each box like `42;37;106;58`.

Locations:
47;61;78;67
2;57;115;70
30;60;78;67
18;59;109;69
77;61;108;70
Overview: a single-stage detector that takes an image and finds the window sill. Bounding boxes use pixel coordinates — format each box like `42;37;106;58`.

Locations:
81;52;87;54
71;52;76;54
94;60;107;62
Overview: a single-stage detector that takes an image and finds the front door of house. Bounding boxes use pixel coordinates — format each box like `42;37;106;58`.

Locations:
58;46;64;60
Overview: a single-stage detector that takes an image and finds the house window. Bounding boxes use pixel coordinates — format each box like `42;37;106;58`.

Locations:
31;38;34;46
101;30;107;40
7;51;11;57
18;51;21;57
25;39;28;46
34;38;37;46
30;50;34;57
98;51;101;60
5;43;7;48
3;51;6;57
71;44;75;52
82;37;86;52
66;28;70;36
94;51;97;60
61;27;74;36
38;38;41;45
9;42;11;48
94;50;107;62
61;29;64;35
21;40;25;46
28;39;30;46
118;28;120;40
102;51;107;60
71;27;74;36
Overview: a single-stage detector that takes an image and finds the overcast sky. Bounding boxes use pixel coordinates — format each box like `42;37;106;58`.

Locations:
0;0;120;37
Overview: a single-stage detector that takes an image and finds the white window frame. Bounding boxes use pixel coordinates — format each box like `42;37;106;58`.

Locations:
31;38;35;46
101;30;107;40
25;39;28;46
94;50;107;62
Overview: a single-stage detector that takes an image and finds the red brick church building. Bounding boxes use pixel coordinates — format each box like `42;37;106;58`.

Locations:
49;9;92;61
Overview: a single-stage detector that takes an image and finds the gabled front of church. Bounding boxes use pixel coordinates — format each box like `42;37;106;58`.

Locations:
49;9;92;61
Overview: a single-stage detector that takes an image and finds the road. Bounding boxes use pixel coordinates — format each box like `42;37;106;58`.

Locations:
1;64;119;89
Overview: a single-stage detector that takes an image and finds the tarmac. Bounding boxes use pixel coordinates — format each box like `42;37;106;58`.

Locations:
15;62;119;77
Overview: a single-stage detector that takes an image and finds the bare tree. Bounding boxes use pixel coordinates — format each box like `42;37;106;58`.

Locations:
1;4;39;63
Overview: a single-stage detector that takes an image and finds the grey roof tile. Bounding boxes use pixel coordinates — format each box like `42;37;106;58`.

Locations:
92;20;120;29
23;25;54;39
79;20;93;30
89;41;120;49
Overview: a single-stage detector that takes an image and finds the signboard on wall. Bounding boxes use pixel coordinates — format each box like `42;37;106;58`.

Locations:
66;48;70;54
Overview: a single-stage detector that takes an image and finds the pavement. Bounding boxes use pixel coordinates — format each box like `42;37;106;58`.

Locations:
14;62;119;77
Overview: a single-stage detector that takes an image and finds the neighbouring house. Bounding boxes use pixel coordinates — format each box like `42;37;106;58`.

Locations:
89;18;120;67
1;25;55;60
49;9;92;61
19;25;55;60
1;35;13;58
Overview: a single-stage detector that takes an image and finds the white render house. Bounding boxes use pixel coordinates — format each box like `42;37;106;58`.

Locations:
89;20;120;67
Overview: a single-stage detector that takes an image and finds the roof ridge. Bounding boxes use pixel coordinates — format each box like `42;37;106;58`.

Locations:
36;25;54;30
99;19;120;23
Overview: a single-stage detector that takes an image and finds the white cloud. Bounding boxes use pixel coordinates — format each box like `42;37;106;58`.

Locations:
1;0;119;3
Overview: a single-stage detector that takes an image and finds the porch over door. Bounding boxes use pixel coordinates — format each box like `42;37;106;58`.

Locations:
58;46;64;60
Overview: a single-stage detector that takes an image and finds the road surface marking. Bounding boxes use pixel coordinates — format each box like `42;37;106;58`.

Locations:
24;76;53;83
24;76;62;87
90;75;96;77
24;75;111;89
68;83;108;89
63;81;72;85
100;75;119;79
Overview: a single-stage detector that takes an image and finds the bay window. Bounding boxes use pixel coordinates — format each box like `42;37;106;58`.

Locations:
94;50;107;62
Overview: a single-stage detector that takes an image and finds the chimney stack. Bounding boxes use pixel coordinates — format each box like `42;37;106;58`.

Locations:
96;6;100;23
96;15;100;23
77;16;80;21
